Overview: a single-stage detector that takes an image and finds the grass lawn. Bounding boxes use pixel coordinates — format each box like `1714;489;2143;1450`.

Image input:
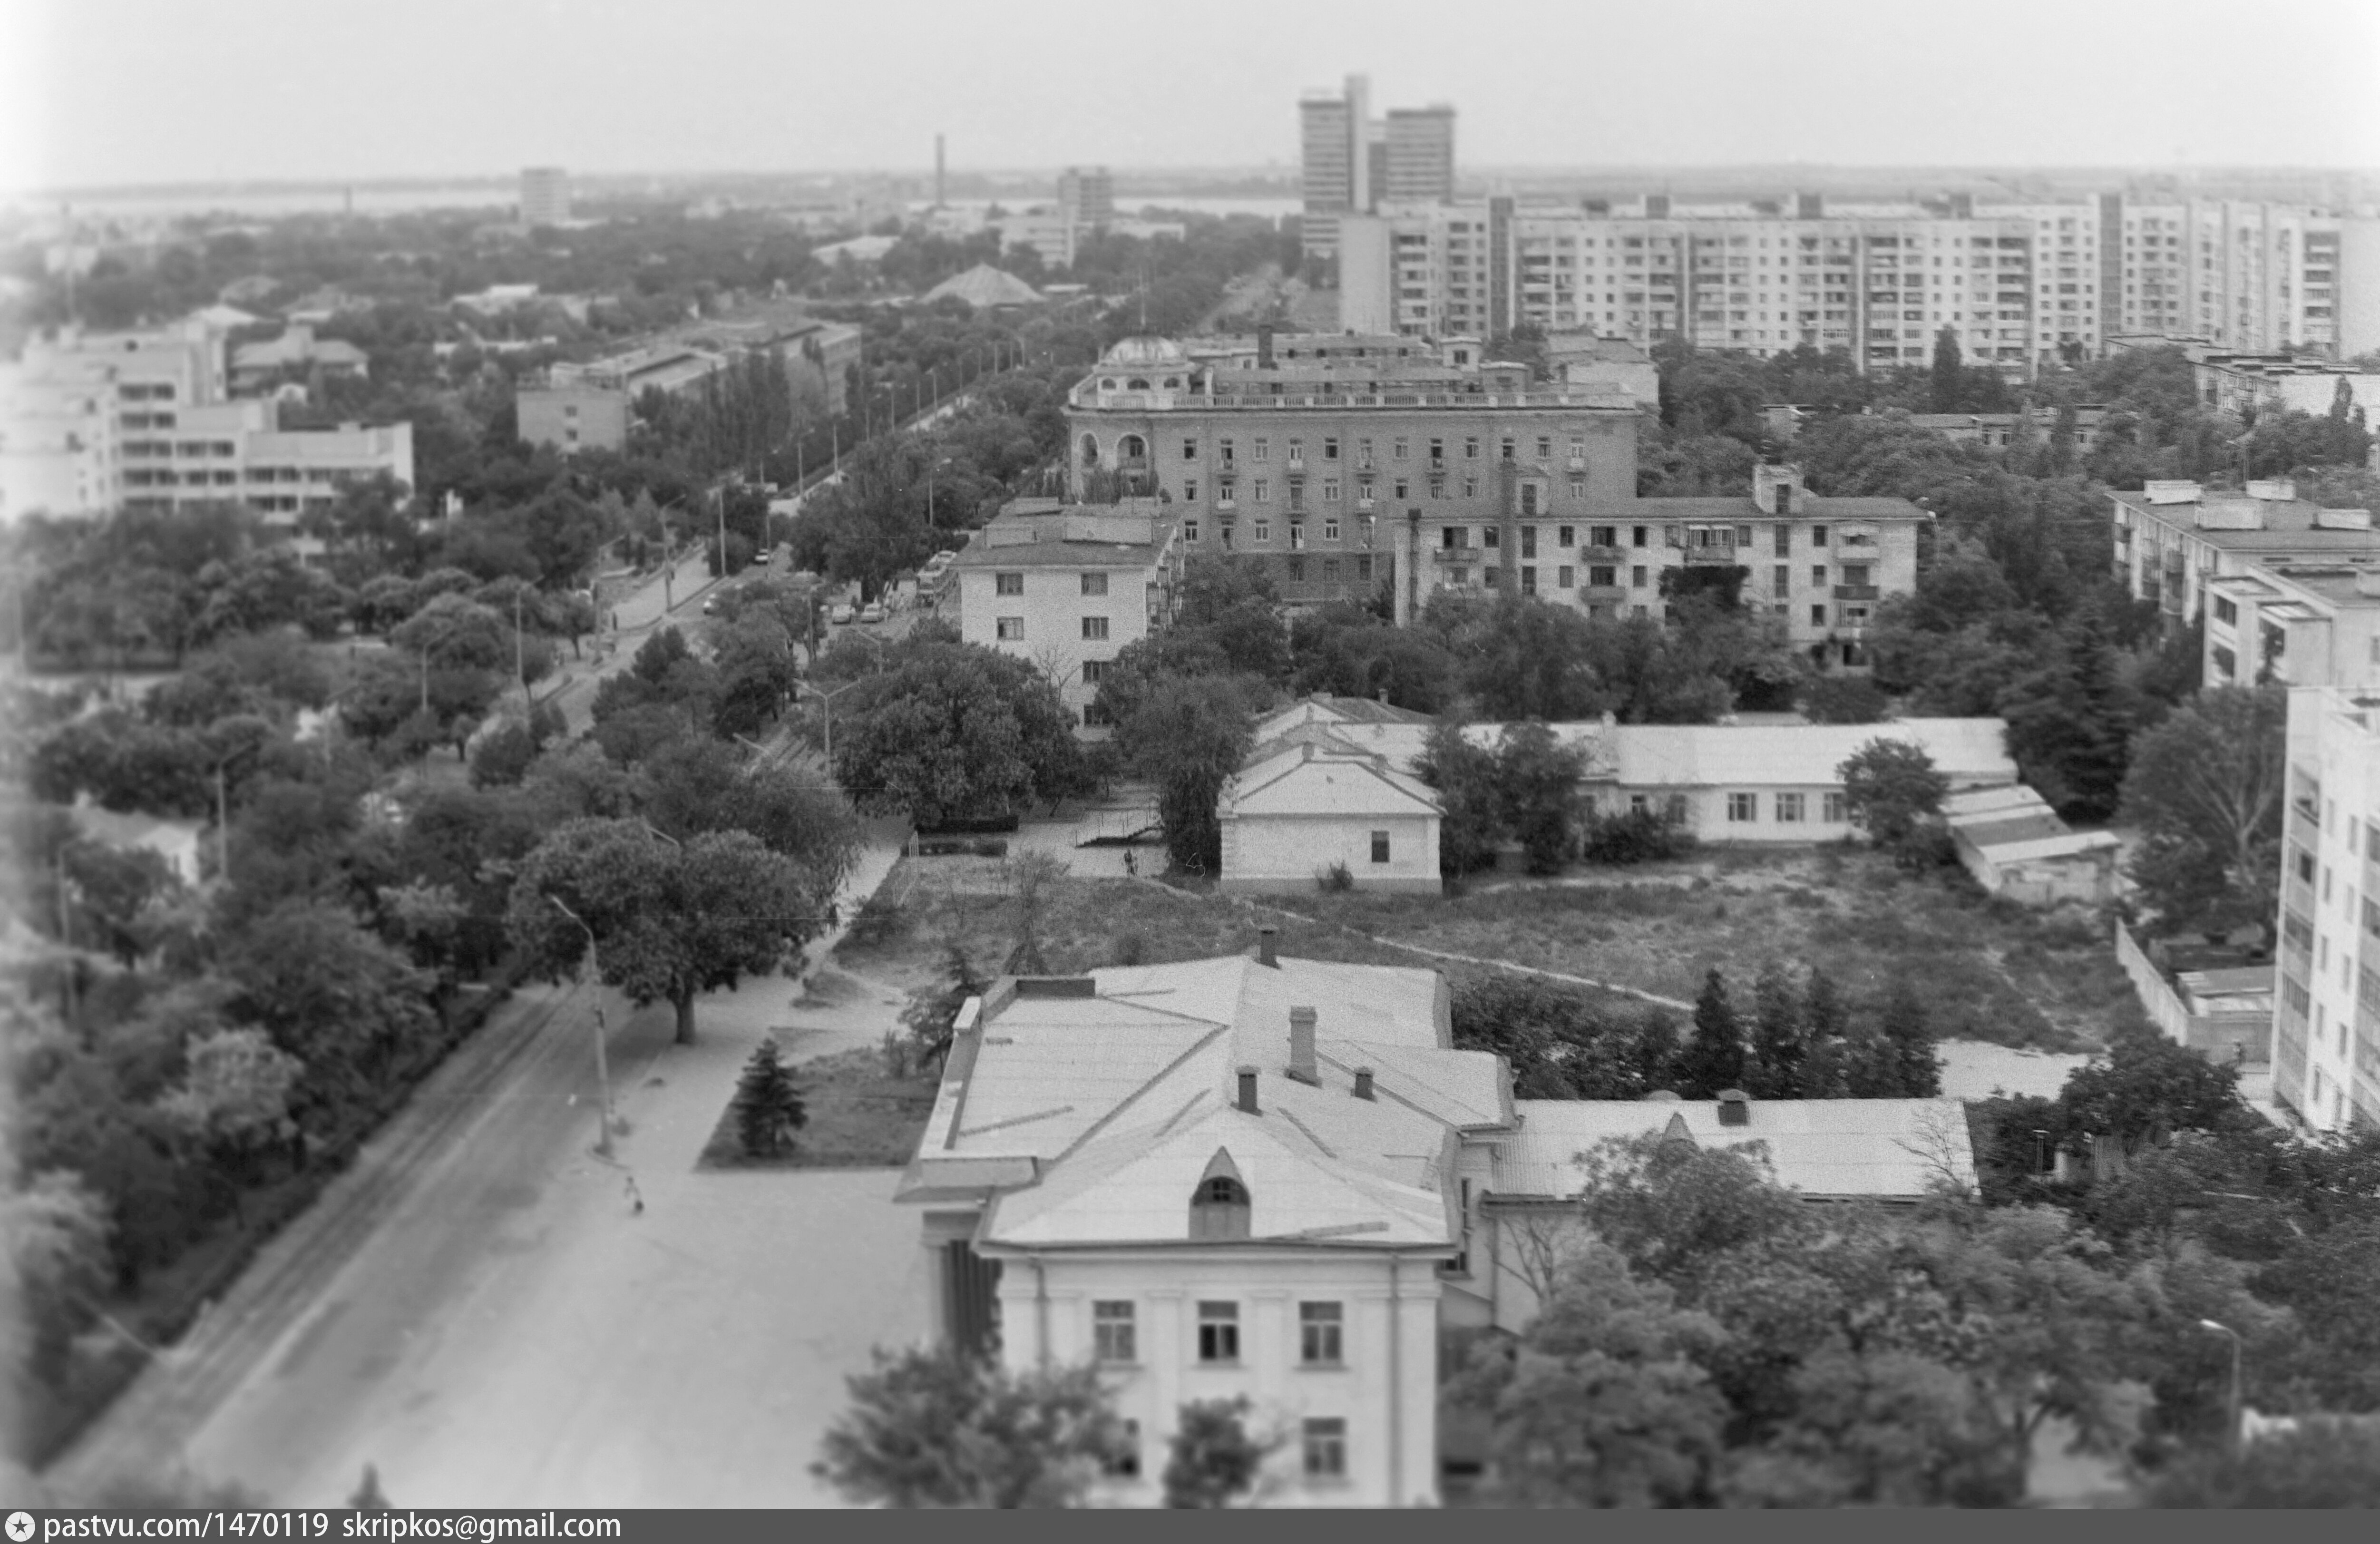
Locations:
838;845;2132;1055
697;1045;939;1170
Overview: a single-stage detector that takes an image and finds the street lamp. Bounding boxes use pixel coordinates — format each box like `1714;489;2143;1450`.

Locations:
546;897;617;1160
797;677;860;766
2200;1319;2244;1456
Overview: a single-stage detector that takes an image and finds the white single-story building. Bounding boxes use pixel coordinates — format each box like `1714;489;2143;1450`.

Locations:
1942;784;2122;906
68;798;205;888
1219;724;1443;894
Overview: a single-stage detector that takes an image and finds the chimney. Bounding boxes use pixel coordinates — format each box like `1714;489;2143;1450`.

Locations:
1236;1065;1260;1114
1257;926;1278;968
1257;324;1275;370
1353;1066;1375;1101
1717;1089;1751;1127
1288;1007;1318;1085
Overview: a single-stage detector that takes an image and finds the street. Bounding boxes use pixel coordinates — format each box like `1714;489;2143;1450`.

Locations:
47;830;922;1508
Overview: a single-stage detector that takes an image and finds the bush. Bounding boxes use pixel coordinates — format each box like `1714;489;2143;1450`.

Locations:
733;1040;806;1157
1317;860;1355;892
1580;809;1697;865
1802;675;1890;724
1112;928;1150;967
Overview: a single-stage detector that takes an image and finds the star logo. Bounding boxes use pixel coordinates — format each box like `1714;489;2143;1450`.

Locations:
6;1512;36;1543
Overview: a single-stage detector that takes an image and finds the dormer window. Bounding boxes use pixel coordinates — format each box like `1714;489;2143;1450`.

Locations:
1190;1151;1252;1240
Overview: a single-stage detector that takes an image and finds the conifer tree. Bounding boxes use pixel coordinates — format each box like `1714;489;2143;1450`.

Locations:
1746;963;1806;1098
1875;977;1941;1097
1675;970;1747;1096
734;1038;807;1157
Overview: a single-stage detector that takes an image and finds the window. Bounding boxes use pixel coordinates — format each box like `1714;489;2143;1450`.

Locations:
1520;527;1538;558
1184;479;1198;503
1302;1419;1347;1480
1727;792;1757;822
1254;519;1271;543
1536;436;1553;459
1184;518;1200;543
1093;1301;1137;1363
995;572;1024;596
1823;792;1849;823
1632;525;1649;547
1253;438;1270;461
1774;525;1792;557
1323;436;1339;461
1810;604;1826;627
1321;479;1338;503
1557;565;1575;588
1775;792;1806;823
1220;437;1235;464
2214;596;2238;625
1559;526;1577;547
1082;616;1110;641
1197;1301;1240;1362
1811;565;1828;587
1463;437;1479;460
1323;516;1340;541
1812;525;1829;547
1182;438;1199;460
1394;437;1409;459
996;617;1024;640
1287;557;1307;582
1081;572;1108;596
1631;566;1648;588
1080;660;1107;685
1300;1302;1345;1363
1290;522;1307;548
1254;479;1270;503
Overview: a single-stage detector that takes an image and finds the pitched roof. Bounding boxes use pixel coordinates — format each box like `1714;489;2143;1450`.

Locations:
924;264;1043;309
1604;719;2014;789
1943;782;2120;863
1492;1097;1977;1201
902;953;1506;1251
1221;739;1443;820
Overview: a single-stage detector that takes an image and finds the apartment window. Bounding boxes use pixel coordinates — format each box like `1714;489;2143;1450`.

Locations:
1254;479;1270;503
1321;479;1339;503
1812;525;1829;547
1520;527;1538;558
1082;616;1110;641
2214;596;2238;625
1093;1301;1137;1363
1631;525;1649;547
996;617;1024;640
1322;558;1339;582
1081;572;1109;596
1558;526;1577;548
1775;792;1806;823
1395;479;1411;500
1323;436;1339;461
1823;792;1849;823
1811;565;1828;588
1290;522;1307;548
1558;565;1575;588
1365;829;1391;866
1727;792;1757;822
1773;564;1790;595
1463;478;1479;498
1323;516;1340;541
1463;437;1480;460
1197;1301;1240;1363
1220;437;1235;464
1500;437;1516;461
1429;438;1444;462
1300;1301;1345;1363
1184;518;1200;543
1302;1419;1347;1480
1536;436;1553;459
1631;566;1648;588
1394;437;1409;459
1181;437;1198;460
1810;604;1826;627
1184;479;1198;503
995;572;1024;596
1569;477;1585;501
1254;519;1271;543
1080;660;1107;685
1253;438;1270;461
1287;557;1307;582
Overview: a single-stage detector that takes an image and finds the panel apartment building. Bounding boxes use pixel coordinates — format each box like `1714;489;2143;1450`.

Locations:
1298;76;1456;261
2277;685;2380;1133
1064;334;1925;667
0;317;414;535
1339;193;2380;374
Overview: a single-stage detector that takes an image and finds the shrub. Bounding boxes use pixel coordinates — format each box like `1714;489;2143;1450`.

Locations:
733;1039;806;1157
1580;808;1696;866
1317;860;1355;892
1112;929;1150;967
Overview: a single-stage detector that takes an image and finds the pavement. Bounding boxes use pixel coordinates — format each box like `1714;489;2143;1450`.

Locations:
48;827;923;1509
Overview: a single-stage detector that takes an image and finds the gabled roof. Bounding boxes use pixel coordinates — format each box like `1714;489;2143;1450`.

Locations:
1221;737;1443;821
1492;1097;1976;1202
903;953;1505;1252
924;264;1043;309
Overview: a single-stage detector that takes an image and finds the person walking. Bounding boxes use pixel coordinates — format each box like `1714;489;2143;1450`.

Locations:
624;1174;644;1215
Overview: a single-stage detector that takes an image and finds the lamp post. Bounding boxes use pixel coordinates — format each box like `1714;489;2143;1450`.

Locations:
2200;1319;2244;1456
547;897;616;1160
798;677;859;766
209;740;262;886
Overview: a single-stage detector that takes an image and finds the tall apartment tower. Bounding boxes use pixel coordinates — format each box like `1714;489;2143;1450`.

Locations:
1384;106;1455;204
1058;166;1115;228
520;167;570;229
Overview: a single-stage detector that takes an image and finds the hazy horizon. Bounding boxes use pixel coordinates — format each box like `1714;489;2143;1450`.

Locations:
6;0;2378;196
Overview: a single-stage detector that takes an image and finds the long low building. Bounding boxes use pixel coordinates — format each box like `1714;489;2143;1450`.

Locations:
1942;784;2121;906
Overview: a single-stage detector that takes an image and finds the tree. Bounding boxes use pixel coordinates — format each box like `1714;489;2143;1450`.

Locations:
217;900;435;1122
5;1168;114;1388
1414;720;1504;877
2146;1421;2380;1507
2000;606;2132;820
1836;738;1949;850
813;1344;1130;1508
1745;964;1806;1099
1498;722;1588;875
55;839;181;969
2117;685;2287;940
1115;674;1258;876
156;1027;304;1177
1801;675;1889;725
732;1039;806;1157
2055;1021;2251;1163
635;737;862;885
506;819;819;1043
1930;327;1966;414
835;646;1082;831
1674;970;1747;1097
1874;976;1941;1097
1162;1397;1275;1508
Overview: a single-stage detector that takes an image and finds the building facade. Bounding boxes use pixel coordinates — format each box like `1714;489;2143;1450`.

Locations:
2205;558;2380;690
2276;686;2380;1133
520;166;570;228
1298;77;1456;262
2112;479;2380;626
1219;720;1444;894
0;319;411;526
949;500;1181;732
517;316;859;455
1058;166;1115;228
1336;193;2380;372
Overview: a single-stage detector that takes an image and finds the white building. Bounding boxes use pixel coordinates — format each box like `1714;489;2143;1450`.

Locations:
2275;686;2380;1132
1941;784;2122;908
520;166;570;229
897;942;1502;1506
948;500;1181;733
2205;557;2380;690
1219;715;1443;894
2112;479;2380;627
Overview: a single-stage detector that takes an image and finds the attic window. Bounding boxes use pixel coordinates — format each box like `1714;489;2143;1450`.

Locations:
1190;1175;1251;1241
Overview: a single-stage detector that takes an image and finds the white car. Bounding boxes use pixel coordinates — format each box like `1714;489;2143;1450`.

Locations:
830;603;857;625
858;602;888;625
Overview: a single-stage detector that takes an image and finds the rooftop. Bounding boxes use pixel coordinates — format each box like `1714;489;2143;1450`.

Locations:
1491;1096;1976;1202
952;500;1176;570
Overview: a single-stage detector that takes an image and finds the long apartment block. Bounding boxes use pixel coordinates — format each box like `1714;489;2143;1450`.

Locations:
2278;685;2380;1133
1338;193;2380;373
1065;334;1924;669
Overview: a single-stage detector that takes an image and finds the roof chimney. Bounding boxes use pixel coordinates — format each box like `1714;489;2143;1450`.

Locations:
1236;1065;1260;1114
1717;1089;1751;1127
1257;926;1278;968
1288;1007;1318;1085
1353;1066;1375;1101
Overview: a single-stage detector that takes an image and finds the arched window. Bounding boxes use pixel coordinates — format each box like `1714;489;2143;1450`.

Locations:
1190;1174;1251;1240
1100;378;1118;390
1081;434;1101;465
1127;377;1152;390
1163;377;1181;389
1119;433;1147;461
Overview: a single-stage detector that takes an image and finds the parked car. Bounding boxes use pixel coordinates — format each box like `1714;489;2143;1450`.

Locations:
933;549;959;567
701;596;719;616
752;549;771;566
858;602;887;625
830;603;856;625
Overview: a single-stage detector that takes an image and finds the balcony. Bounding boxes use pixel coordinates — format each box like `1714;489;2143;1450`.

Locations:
1684;547;1741;566
1577;544;1629;562
1833;585;1880;601
1356;498;1376;511
1215;497;1237;511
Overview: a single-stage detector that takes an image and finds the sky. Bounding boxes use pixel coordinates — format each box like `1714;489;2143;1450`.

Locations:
4;0;2379;192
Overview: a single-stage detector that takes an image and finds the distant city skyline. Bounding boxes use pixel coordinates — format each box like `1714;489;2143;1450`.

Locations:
5;0;2378;195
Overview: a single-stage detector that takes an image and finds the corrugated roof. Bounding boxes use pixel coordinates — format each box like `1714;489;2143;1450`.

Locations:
1492;1097;1975;1201
1608;719;2014;789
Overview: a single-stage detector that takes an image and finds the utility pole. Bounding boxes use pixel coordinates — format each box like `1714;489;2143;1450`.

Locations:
514;588;529;707
2201;1319;2244;1456
549;898;616;1160
54;851;77;1023
716;486;729;579
799;678;858;766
